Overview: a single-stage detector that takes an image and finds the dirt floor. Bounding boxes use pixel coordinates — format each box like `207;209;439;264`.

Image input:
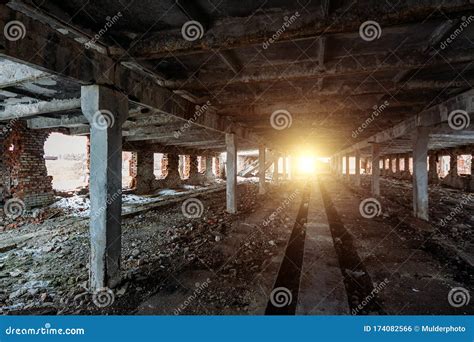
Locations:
0;175;472;315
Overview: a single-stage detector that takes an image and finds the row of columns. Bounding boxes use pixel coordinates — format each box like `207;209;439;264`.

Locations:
330;128;431;222
81;85;244;290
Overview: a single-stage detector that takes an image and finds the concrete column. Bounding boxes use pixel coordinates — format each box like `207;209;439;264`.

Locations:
371;144;380;196
259;145;266;195
355;150;361;186
226;133;237;213
164;154;181;187
273;153;279;182
205;156;215;180
428;153;439;183
345;155;350;178
218;154;226;179
282;154;287;180
449;152;458;176
412;127;429;221
135;150;156;195
81;85;128;290
188;155;203;184
404;154;410;172
395;155;401;173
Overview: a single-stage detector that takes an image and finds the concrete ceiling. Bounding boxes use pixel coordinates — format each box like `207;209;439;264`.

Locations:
1;0;474;155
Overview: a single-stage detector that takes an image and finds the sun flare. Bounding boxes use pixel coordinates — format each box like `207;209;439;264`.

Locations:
297;155;316;174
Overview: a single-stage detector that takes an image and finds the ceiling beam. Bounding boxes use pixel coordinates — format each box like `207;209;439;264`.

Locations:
0;4;268;149
129;1;474;58
0;98;80;120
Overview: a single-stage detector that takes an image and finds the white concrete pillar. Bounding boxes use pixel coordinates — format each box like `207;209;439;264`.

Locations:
259;145;266;195
412;127;429;221
282;154;287;180
226;133;237;213
273;153;279;182
355;150;361;186
345;155;350;177
205;156;215;180
81;85;128;290
371;144;380;196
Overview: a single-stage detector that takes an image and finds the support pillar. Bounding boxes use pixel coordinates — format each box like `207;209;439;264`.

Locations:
282;154;287;180
164;154;181;187
205;156;215;181
371;144;380;196
428;153;439;183
135;150;156;194
188;155;203;184
259;145;266;195
81;85;128;290
226;133;237;213
345;155;350;178
412;127;429;221
273;153;279;182
355;150;361;186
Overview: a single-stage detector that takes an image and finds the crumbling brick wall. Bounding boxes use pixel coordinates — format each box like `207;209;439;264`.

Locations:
2;121;54;208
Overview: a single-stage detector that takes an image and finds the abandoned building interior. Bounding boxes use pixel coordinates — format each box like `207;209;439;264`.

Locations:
0;0;473;315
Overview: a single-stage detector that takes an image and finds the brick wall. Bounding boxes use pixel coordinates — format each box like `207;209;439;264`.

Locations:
2;121;54;208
